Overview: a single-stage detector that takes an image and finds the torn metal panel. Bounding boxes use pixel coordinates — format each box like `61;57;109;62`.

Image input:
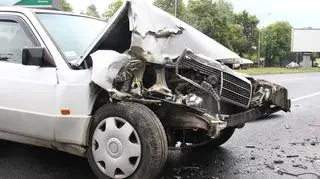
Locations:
128;0;240;64
142;67;173;98
251;79;291;112
77;0;240;66
91;50;130;91
82;0;291;148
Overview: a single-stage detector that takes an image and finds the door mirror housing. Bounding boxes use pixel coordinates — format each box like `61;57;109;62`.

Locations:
22;47;55;67
22;47;44;66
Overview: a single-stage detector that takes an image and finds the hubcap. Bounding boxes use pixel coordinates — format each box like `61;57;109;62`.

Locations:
107;138;123;158
92;117;141;178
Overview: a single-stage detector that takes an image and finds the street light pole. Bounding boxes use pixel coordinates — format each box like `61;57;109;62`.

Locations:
174;0;177;17
257;13;271;68
258;29;261;68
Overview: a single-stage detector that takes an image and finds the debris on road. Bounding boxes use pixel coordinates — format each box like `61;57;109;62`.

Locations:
313;160;320;171
265;163;320;178
180;167;200;170
273;160;284;164
272;146;280;150
292;164;308;170
308;124;320;127
284;124;291;129
290;140;320;146
245;145;256;149
286;155;299;158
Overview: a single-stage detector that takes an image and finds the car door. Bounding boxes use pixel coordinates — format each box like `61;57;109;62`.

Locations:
0;14;57;140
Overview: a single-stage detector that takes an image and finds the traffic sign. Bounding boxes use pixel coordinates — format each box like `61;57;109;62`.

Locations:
15;0;53;6
12;0;61;10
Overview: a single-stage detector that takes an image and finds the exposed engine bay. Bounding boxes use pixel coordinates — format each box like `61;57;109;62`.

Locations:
84;0;291;148
90;48;290;148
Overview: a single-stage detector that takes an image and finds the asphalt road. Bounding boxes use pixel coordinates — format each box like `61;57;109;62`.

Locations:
1;73;320;179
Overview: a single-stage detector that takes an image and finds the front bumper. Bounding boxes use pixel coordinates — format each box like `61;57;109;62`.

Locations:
226;105;281;127
270;87;291;112
226;86;291;128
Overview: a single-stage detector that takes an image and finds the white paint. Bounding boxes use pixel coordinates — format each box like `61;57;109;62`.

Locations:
291;29;320;52
292;92;320;102
91;50;129;91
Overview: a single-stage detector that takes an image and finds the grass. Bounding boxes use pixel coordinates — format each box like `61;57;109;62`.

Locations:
237;67;320;75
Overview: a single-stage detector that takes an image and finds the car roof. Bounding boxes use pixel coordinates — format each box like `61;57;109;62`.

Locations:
0;6;104;22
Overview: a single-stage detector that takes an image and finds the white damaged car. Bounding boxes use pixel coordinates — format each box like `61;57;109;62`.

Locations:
0;1;290;178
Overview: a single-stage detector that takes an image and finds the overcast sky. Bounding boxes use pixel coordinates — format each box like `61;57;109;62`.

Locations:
67;0;320;28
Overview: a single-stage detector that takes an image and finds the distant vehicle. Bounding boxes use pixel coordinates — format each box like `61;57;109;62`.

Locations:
286;62;300;68
232;58;253;69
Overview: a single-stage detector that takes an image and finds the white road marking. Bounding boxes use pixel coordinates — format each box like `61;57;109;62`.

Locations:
292;92;320;102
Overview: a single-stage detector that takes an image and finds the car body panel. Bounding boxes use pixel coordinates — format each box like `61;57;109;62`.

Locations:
0;1;290;157
91;50;130;91
0;9;94;145
77;0;240;66
0;8;70;69
0;62;57;140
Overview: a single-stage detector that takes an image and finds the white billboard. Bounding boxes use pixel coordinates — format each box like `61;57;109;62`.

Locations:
291;28;320;52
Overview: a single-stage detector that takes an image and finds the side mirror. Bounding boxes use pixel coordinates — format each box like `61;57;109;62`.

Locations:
22;47;45;66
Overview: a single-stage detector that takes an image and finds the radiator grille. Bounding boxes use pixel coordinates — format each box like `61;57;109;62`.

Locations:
177;54;251;108
221;72;251;107
179;56;221;77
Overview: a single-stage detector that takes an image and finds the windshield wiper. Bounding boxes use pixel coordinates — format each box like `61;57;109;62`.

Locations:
0;53;13;61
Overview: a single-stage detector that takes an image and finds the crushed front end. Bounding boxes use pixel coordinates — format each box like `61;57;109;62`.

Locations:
87;0;291;149
105;49;291;148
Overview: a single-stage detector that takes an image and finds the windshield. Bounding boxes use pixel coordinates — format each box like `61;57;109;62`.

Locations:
37;13;107;62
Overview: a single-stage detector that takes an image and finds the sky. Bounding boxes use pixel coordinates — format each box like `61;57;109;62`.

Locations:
66;0;320;28
229;0;320;28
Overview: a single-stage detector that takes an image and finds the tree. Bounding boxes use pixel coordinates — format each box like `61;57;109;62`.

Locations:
228;24;248;56
102;0;124;20
234;11;259;59
185;0;234;49
61;0;72;12
154;0;186;19
261;22;292;67
86;4;100;18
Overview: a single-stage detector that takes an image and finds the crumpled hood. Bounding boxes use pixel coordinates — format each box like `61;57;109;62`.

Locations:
77;0;240;66
128;0;240;63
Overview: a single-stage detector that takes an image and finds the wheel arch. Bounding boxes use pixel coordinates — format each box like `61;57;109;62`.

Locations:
85;88;111;146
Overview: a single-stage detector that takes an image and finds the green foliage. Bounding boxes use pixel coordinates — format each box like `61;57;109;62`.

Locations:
97;0;292;67
183;0;259;60
102;0;124;20
86;4;100;18
153;0;291;66
61;0;72;12
185;0;234;49
261;22;292;67
234;11;259;59
154;0;186;19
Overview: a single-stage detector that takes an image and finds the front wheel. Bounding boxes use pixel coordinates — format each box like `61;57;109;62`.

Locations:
87;102;168;179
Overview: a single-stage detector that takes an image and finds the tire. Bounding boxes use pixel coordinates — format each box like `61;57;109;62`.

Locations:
203;128;235;148
87;102;168;179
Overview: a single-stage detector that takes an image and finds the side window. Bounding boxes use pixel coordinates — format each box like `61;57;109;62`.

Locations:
0;19;38;64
